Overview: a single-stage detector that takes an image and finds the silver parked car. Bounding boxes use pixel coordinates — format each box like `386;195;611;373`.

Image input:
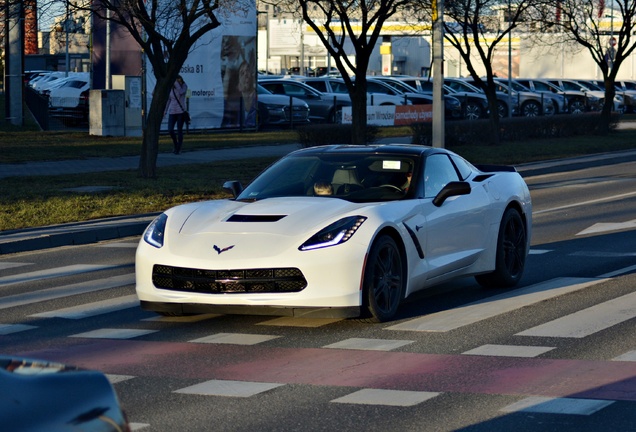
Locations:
371;76;463;120
259;78;351;124
296;76;409;106
394;76;489;120
503;79;567;115
257;84;310;128
490;79;556;117
445;77;515;118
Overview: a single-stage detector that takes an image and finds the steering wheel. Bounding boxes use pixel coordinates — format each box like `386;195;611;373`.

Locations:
379;184;403;192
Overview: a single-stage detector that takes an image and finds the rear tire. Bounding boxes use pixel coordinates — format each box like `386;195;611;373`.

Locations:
568;99;586;114
475;208;527;288
361;235;405;322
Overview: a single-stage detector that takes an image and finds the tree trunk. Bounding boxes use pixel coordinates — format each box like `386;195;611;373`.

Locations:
483;88;501;146
597;79;616;135
351;81;368;145
138;82;170;178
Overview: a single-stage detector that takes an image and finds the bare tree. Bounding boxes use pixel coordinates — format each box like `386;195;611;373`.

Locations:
71;0;251;178
537;0;636;133
416;0;536;144
275;0;415;144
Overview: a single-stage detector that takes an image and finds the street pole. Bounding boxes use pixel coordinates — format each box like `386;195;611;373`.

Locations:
432;0;445;148
507;0;512;118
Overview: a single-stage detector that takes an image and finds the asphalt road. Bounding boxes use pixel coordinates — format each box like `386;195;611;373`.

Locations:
1;158;636;431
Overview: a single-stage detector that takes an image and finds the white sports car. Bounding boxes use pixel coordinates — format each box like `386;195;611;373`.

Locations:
136;144;532;322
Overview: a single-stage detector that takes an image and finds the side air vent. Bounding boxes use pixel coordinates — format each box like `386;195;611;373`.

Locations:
473;174;493;182
227;215;286;222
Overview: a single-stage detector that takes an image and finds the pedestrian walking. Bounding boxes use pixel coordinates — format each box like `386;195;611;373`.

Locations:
165;76;188;154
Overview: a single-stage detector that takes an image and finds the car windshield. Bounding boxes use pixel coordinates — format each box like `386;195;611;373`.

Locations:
236;152;420;203
257;85;273;95
507;81;531;92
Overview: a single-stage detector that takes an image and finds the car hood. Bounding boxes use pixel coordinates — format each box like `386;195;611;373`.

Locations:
173;197;367;237
259;94;308;108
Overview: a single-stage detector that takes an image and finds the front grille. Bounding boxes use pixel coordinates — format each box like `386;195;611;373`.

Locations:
152;265;307;294
284;106;309;121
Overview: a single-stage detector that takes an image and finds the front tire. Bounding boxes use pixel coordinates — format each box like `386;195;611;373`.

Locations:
521;100;541;117
475;208;527;288
361;235;405;322
464;103;482;120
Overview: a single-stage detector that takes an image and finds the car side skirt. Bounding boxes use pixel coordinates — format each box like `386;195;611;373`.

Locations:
140;300;361;319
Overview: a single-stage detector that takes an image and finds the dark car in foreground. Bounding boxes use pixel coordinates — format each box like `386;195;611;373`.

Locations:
1;355;130;431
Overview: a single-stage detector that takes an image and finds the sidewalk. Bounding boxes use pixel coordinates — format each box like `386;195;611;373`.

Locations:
2;137;636;255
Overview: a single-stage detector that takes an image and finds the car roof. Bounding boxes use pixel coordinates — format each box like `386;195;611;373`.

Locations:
287;143;441;158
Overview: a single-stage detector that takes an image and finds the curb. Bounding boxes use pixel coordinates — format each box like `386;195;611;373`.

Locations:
0;214;157;255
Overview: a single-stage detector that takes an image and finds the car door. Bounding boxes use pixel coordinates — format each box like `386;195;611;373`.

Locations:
410;153;492;282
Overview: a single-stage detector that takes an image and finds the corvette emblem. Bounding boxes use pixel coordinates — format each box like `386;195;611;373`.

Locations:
213;244;235;254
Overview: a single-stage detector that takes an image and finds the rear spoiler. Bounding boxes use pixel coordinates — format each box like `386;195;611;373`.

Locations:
474;164;517;173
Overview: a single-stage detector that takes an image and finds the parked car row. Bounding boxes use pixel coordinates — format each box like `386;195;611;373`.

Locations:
25;70;632;130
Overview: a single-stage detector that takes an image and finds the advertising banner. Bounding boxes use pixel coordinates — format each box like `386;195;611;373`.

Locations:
342;105;433;126
145;4;257;130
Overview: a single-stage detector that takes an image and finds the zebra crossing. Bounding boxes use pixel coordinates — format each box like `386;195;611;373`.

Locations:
2;243;636;430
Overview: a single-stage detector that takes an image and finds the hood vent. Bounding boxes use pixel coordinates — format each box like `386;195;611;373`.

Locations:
227;214;287;222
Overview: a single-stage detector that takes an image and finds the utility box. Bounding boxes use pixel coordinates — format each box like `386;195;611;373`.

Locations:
113;75;143;137
89;90;125;136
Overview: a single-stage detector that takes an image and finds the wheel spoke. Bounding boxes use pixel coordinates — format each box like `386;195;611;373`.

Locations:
372;246;401;313
503;218;525;276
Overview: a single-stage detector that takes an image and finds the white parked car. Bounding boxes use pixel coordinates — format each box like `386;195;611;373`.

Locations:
297;76;411;106
48;78;91;120
136;144;532;322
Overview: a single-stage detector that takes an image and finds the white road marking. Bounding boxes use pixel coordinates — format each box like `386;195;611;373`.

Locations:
529;249;552;255
332;389;440;406
142;313;221;322
571;251;636;258
577;219;636;236
70;328;157;339
323;337;414;351
257;317;344;327
0;323;38;335
387;277;605;332
175;380;284;397
31;295;139;319
462;344;555;358
613;350;636;361
0;262;31;270
501;396;614;415
106;374;136;384
0;274;135;310
516;291;636;338
189;333;280;345
598;264;636;278
0;264;117;287
129;423;151;431
533;191;636;215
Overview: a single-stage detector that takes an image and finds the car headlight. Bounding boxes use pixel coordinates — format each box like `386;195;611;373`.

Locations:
143;213;168;248
264;103;285;112
299;216;367;251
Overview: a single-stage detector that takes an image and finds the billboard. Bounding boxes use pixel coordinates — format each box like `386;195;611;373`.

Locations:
145;5;258;130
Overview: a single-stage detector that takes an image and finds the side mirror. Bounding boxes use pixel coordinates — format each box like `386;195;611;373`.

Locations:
223;180;243;198
432;181;471;207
